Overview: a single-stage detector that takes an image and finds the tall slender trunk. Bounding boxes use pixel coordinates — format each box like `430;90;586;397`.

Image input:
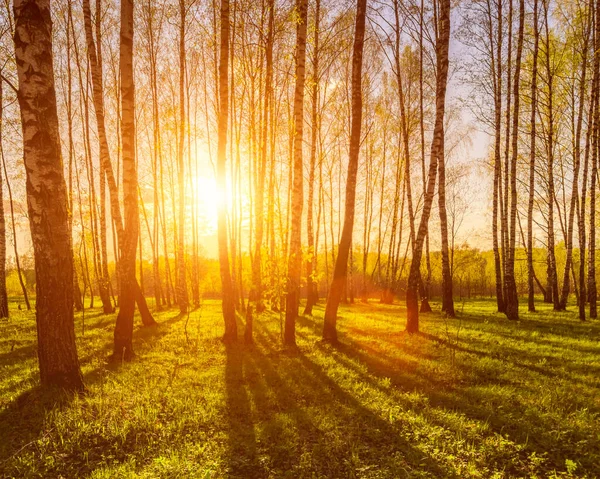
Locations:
542;0;560;311
80;72;99;310
384;144;402;303
304;0;320;316
504;0;525;321
217;0;237;342
2;127;29;310
589;119;597;318
438;132;454;316
527;0;539;313
13;0;84;390
392;0;430;312
406;0;451;333
95;0;112;315
65;2;83;312
82;0;155;323
501;0;513;305
176;0;189;315
588;1;599;318
0;79;8;318
188;73;200;308
322;0;367;342
250;0;275;320
146;1;164;310
491;0;505;312
284;0;308;346
560;7;590;310
81;0;114;314
160;131;173;308
113;0;140;360
75;160;93;305
420;0;432;309
435;0;453;315
579;62;594;322
585;0;600;319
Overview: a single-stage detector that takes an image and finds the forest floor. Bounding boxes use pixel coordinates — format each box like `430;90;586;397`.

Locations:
0;298;599;478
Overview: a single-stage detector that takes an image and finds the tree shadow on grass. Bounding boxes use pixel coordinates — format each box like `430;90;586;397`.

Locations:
459;308;600;342
0;386;72;469
327;329;599;476
226;325;454;478
224;343;259;478
0;343;37;366
0;312;182;472
324;308;600;386
416;331;600;390
246;307;599;475
0;361;114;469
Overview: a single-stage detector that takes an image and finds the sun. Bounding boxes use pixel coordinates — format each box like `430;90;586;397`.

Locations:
192;175;221;234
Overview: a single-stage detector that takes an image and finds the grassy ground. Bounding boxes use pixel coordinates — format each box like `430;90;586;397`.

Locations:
0;298;599;478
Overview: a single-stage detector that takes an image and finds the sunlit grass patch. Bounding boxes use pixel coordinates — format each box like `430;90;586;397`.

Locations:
0;298;599;478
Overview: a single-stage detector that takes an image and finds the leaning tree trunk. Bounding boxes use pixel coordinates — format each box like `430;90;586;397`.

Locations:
81;0;113;314
82;0;155;323
392;0;430;313
322;0;367;343
504;0;524;321
560;6;590;311
95;0;112;316
13;0;84;390
405;0;451;333
113;0;140;360
2;143;30;310
217;0;237;342
284;0;308;347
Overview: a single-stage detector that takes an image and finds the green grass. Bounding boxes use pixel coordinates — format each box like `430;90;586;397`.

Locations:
0;298;599;478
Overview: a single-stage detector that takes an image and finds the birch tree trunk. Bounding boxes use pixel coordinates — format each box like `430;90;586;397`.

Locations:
13;0;84;390
250;0;275;321
0;79;8;318
504;0;525;321
65;1;84;312
176;0;189;315
527;0;539;313
218;0;238;342
405;0;451;333
82;0;114;314
303;0;319;316
284;0;308;346
322;0;367;342
541;0;559;311
560;5;590;310
492;0;505;313
587;0;600;319
82;0;155;323
113;0;140;360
